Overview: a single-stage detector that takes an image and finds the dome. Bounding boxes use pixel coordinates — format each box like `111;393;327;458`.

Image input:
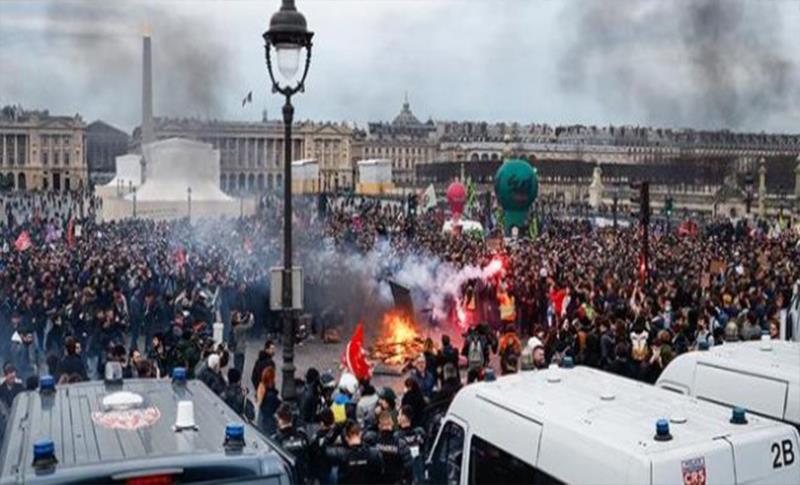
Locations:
392;95;421;126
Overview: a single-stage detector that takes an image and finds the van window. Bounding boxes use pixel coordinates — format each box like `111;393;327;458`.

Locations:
468;435;564;485
430;421;465;485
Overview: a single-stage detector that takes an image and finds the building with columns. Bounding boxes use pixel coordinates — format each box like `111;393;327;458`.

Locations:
131;115;354;194
354;97;437;186
0;105;88;192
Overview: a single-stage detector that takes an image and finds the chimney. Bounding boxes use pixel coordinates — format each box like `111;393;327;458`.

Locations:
141;30;154;183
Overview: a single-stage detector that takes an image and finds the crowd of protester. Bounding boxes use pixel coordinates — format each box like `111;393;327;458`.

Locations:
0;188;798;483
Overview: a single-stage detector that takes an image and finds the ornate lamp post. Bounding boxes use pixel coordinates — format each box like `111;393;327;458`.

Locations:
263;0;313;401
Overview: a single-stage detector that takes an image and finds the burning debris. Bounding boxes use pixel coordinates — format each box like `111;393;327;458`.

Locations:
369;312;424;368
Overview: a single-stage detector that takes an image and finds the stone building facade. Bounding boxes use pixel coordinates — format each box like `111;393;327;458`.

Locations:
436;122;800;166
0;105;88;192
131;115;353;194
354;97;438;186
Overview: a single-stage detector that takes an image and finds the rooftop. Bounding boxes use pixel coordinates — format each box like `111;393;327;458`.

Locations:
0;379;285;483
455;366;785;457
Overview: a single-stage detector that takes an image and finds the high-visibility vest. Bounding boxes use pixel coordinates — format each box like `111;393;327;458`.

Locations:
498;290;516;322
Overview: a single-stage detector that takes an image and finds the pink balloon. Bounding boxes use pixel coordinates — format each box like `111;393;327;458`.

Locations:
446;182;466;215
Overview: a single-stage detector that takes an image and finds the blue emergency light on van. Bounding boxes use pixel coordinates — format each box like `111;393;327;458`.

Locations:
730;406;748;424
172;367;187;384
32;439;57;468
39;375;55;394
654;419;672;441
224;423;245;449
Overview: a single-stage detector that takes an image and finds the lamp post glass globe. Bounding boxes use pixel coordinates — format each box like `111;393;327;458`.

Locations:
275;44;302;81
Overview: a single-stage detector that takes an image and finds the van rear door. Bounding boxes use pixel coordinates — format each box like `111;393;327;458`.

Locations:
722;427;799;484
650;438;735;484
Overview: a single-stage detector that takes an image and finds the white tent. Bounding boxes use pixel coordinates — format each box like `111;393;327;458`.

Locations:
357;159;392;183
128;138;231;202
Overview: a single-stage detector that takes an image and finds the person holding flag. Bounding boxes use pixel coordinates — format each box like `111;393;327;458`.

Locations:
14;230;32;252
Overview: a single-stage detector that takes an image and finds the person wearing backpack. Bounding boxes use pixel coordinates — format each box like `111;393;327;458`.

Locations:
462;326;485;383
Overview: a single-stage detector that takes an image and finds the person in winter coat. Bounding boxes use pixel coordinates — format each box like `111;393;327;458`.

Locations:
198;353;226;395
250;340;276;391
299;367;323;426
223;368;255;422
435;335;459;385
400;377;427;429
356;380;379;424
0;364;24;410
409;356;435;400
257;366;282;436
498;324;522;375
57;336;87;382
230;311;255;374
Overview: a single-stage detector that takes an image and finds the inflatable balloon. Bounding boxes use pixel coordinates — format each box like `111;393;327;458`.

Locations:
446;182;467;216
494;159;538;231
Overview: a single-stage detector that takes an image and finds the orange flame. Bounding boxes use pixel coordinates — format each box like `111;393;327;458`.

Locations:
381;311;419;344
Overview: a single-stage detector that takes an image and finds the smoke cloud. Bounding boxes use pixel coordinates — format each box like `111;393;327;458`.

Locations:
558;0;800;130
43;0;237;122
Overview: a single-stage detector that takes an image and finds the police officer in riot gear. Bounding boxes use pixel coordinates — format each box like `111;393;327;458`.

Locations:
366;410;410;484
271;403;310;483
325;420;384;484
396;405;426;484
308;408;337;484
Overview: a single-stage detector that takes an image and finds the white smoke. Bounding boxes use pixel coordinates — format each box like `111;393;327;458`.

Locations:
306;239;503;327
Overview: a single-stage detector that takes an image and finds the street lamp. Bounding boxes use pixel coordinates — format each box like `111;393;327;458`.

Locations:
263;0;313;402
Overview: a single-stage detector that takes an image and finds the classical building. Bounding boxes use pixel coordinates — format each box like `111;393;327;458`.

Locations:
0;105;88;192
86;120;130;182
436;122;800;166
354;96;437;186
131;114;354;194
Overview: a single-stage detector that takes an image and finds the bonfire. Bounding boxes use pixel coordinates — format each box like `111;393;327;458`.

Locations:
370;311;425;368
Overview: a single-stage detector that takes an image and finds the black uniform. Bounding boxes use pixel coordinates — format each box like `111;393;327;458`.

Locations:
396;426;426;484
272;426;310;483
367;430;410;484
308;425;335;484
325;443;384;485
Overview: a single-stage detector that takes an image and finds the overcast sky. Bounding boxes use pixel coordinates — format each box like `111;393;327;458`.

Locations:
1;0;799;134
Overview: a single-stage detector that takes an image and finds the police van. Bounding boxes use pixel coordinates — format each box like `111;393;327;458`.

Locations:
657;339;800;428
0;370;294;484
426;365;799;484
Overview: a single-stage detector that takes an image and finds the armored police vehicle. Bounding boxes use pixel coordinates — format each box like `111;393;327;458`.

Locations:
0;370;294;484
427;365;799;484
657;339;800;428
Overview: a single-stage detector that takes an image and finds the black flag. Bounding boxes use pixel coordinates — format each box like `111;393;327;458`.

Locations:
389;281;414;319
241;91;253;107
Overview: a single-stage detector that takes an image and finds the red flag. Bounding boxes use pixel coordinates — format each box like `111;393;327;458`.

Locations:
341;322;371;381
15;231;32;252
174;247;186;268
66;218;75;247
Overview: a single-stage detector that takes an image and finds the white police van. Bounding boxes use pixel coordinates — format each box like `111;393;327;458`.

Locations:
426;365;799;484
657;339;800;429
0;369;294;484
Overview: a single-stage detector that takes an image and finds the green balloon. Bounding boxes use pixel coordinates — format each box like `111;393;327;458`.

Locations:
494;159;538;229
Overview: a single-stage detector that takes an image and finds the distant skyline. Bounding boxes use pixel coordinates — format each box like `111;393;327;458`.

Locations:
1;0;799;134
